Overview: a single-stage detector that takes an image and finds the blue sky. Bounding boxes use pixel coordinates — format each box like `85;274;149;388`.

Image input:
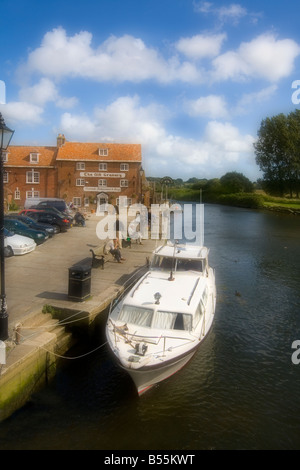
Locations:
1;0;300;182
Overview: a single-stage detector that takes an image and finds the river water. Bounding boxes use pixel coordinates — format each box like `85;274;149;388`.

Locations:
1;204;300;450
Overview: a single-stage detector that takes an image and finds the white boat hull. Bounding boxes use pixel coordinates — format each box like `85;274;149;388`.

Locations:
124;348;197;395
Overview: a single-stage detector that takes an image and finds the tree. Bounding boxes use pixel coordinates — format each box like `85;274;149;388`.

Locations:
286;110;300;197
220;172;253;194
254;112;300;197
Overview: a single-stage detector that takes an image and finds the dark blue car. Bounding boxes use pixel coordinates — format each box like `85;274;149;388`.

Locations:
5;214;57;236
4;218;49;245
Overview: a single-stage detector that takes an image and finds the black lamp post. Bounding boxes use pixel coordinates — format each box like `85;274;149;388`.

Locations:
139;167;144;204
0;113;14;341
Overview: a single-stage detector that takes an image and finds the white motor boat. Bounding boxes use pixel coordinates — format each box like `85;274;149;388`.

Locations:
106;241;216;395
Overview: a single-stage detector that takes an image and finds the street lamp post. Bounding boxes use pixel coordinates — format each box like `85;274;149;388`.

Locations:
139;167;144;204
0;113;14;341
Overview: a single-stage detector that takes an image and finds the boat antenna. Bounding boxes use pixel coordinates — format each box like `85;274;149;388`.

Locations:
168;240;177;281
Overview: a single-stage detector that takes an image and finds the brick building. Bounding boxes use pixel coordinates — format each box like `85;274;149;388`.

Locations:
4;134;149;211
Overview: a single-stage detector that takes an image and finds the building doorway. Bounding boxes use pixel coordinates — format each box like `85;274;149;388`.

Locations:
96;192;109;214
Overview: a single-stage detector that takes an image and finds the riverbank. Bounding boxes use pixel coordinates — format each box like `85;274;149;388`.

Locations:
0;214;157;422
167;188;300;215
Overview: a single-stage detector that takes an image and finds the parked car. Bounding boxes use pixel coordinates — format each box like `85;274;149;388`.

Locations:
4;228;37;256
24;198;70;214
35;199;72;215
20;206;73;223
5;214;57;236
19;210;72;232
4;218;49;245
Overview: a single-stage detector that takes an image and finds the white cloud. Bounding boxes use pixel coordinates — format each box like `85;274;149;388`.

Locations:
59;95;255;177
19;78;57;105
175;33;226;60
235;85;278;114
19;78;78;109
185;95;229;119
204;121;255;159
0;102;44;124
194;2;259;25
213;33;300;82
17;27;300;89
19;27;202;84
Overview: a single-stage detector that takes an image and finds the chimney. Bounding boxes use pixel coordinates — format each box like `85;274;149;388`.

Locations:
57;134;66;147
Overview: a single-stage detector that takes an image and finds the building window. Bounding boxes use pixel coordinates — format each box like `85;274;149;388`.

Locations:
116;197;132;206
84;197;89;207
73;197;81;207
120;179;128;187
2;152;8;162
30;153;39;163
98;179;107;187
99;148;108;156
26;170;40;184
26;190;39;198
3;171;8;183
99;163;107;171
14;188;21;200
76;179;85;186
76;162;85;170
120;163;129;171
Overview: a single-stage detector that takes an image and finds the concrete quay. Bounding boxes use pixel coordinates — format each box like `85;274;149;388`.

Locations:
0;213;158;421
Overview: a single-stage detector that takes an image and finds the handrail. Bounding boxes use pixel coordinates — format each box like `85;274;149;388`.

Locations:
187;277;200;305
109;320;195;355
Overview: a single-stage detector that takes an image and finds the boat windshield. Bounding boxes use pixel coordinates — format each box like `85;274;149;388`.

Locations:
151;255;203;272
153;311;192;331
118;305;153;327
117;305;192;331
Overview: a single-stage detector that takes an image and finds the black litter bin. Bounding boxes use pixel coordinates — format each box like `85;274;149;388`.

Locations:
68;263;91;301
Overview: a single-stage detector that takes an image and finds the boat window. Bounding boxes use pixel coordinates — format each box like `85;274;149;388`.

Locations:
194;301;204;327
118;305;153;327
151;255;174;271
153;311;192;331
176;259;203;272
152;255;203;272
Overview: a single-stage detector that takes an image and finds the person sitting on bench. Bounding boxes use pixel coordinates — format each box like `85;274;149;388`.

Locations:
104;238;125;263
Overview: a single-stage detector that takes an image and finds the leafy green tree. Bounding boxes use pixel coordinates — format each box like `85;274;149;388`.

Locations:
286;110;300;197
254;112;300;196
220;172;253;194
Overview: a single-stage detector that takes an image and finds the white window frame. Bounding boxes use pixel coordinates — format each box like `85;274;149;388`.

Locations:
2;152;8;162
73;197;81;207
84;197;89;207
30;152;39;164
120;163;129;171
116;197;132;206
120;179;128;187
76;178;85;186
98;179;107;187
99;163;107;171
76;162;85;170
26;190;39;199
26;170;40;184
14;188;21;200
98;148;108;156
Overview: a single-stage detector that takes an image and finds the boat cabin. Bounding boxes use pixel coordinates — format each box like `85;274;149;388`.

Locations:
151;243;209;274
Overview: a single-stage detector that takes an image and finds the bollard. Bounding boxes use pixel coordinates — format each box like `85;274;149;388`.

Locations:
0;340;6;365
14;323;22;345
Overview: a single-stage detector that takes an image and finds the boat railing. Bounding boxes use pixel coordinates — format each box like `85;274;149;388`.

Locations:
110;321;195;356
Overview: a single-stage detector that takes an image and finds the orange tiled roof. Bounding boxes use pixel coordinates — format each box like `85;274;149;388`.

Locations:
5;146;57;167
56;142;142;162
